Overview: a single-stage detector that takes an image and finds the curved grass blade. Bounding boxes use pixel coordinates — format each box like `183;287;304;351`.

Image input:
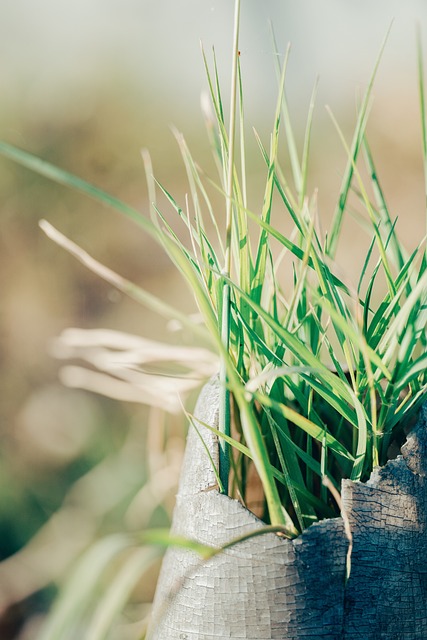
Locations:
193;406;335;519
173;128;225;258
270;24;302;196
347;387;368;480
299;78;319;208
313;291;391;381
218;0;242;496
245;207;352;297
417;28;427;236
0;141;156;237
379;268;427;367
252;49;289;305
253;391;355;463
362;139;405;272
327;22;393;257
185;411;224;494
393;352;427;393
253;128;302;234
327;106;396;297
86;548;159;640
222;274;362;409
37;535;135;640
265;409;311;531
154;221;287;526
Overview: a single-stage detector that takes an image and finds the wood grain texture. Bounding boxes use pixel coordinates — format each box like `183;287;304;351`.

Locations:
341;403;427;639
148;379;427;639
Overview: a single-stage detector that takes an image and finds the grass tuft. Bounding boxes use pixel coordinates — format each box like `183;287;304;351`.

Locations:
0;8;427;636
3;24;427;531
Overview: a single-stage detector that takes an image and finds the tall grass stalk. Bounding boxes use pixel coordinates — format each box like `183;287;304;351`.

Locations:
219;0;241;495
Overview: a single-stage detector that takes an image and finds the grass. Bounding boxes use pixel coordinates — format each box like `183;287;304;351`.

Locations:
0;21;425;531
1;2;427;636
141;16;426;531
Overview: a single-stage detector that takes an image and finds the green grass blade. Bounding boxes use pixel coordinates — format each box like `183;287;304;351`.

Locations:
379;268;427;366
141;148;158;225
313;292;391;380
224;0;241;278
201;47;228;149
232;301;281;365
366;247;421;345
253;127;303;234
270;24;302;196
238;56;248;213
417;28;427;235
252;52;289;305
297;374;359;428
173;126;225;261
393;351;427;393
86;548;159;640
327;106;397;297
274;420;324;480
245;206;352;297
218;0;241;496
327;23;392;257
253;391;355;463
235;396;287;526
223;274;361;407
266;411;304;533
235;56;253;301
186;411;224;493
0;141;156;237
348;388;369;480
264;402;317;527
155;215;286;524
37;535;134;640
152;181;222;311
299;78;319;208
357;233;377;296
362;138;405;271
191;406;289;528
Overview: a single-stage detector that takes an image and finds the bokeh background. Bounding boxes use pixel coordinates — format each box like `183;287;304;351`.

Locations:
1;1;427;637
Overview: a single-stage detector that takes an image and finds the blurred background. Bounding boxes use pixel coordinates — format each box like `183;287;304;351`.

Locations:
1;0;427;637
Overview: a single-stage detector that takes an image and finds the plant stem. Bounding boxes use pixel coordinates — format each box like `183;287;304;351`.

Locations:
417;28;427;248
219;0;241;494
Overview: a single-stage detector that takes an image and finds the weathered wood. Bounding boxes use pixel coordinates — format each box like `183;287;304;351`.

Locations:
148;379;427;639
341;403;427;639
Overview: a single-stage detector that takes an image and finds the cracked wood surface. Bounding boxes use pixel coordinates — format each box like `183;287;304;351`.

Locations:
148;378;427;639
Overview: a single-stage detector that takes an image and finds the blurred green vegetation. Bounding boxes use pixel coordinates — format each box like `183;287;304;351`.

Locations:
0;78;201;637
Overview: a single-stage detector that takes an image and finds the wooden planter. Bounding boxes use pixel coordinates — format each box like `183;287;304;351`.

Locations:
148;377;427;639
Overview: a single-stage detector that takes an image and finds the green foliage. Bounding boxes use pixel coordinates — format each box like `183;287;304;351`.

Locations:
142;28;427;531
1;27;426;534
0;9;427;638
